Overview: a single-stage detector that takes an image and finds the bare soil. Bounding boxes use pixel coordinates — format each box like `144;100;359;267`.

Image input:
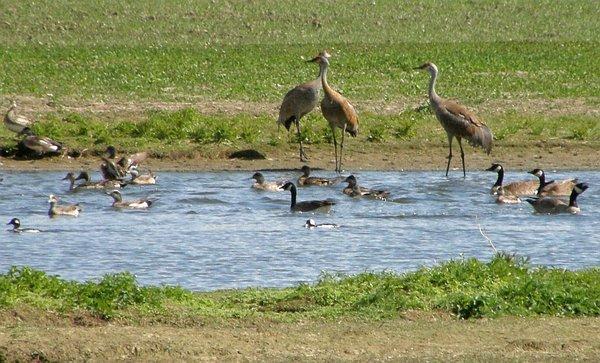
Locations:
1;311;599;361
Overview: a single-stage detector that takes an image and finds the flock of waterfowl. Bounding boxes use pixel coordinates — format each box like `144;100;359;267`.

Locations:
3;51;592;232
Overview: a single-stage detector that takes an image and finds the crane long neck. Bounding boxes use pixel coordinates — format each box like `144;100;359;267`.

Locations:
320;62;334;96
494;169;504;187
289;185;297;208
428;69;441;103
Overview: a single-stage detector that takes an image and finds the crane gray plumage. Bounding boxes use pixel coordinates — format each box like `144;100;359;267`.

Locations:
311;53;359;173
416;62;492;177
277;51;331;162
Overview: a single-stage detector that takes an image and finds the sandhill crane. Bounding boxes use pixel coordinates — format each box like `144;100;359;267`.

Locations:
416;62;492;177
277;51;330;161
4;101;33;134
310;53;358;173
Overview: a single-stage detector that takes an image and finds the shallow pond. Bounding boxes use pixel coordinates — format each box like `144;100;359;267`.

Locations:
1;169;599;291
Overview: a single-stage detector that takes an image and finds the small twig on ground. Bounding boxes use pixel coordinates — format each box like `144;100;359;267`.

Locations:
476;215;496;253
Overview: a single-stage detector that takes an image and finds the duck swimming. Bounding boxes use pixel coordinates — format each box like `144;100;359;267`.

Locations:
526;182;588;214
297;165;341;186
107;190;153;209
7;218;41;233
304;219;339;229
342;175;390;200
129;167;157;185
251;172;284;191
281;182;335;213
48;194;82;217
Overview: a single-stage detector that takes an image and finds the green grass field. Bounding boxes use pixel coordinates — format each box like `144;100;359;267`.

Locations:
2;254;599;322
0;1;598;153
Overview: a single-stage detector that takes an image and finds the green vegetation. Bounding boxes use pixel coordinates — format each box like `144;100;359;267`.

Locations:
2;254;600;321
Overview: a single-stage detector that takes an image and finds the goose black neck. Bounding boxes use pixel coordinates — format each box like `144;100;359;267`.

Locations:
494;168;504;187
288;184;297;208
536;173;547;195
569;189;579;207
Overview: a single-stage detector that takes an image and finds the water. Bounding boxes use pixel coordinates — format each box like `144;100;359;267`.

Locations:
1;169;599;291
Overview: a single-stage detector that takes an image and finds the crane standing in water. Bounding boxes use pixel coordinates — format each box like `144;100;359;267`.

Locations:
415;62;492;177
277;51;330;162
310;53;358;173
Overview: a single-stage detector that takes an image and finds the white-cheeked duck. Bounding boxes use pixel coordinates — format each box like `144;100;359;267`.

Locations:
48;194;82;217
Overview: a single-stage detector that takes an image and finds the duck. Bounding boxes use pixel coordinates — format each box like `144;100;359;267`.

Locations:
129;166;157;185
342;175;390;200
529;169;578;197
21;128;62;155
486;163;538;196
251;172;283;191
304;219;339;229
48;194;82;217
75;171;126;189
107;190;153;209
526;182;589;214
101;146;148;180
62;172;84;191
297;165;341;186
281;182;335;213
7;218;41;233
4;101;33;134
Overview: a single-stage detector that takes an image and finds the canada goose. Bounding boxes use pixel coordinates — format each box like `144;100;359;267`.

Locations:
304;219;339;229
107;190;153;209
251;172;283;191
4;101;33;134
415;62;492;177
129;167;156;185
494;188;522;204
297;165;341;186
526;182;589;214
7;218;41;233
48;194;82;217
21;128;62;155
75;171;125;189
486;164;538;196
281;182;335;213
342;175;390;200
529;169;578;197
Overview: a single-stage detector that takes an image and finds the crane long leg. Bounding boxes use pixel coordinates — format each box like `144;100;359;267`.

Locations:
331;126;338;173
339;124;347;173
458;138;466;178
295;119;308;162
445;134;453;177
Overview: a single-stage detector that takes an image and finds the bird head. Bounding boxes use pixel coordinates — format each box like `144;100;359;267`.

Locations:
251;172;264;183
300;165;311;176
7;218;20;228
573;182;589;195
105;145;117;159
308;52;330;65
62;172;75;181
281;182;295;191
48;194;59;203
344;175;357;185
107;190;122;201
75;171;90;182
305;219;317;228
528;169;544;178
415;62;438;75
485;164;503;172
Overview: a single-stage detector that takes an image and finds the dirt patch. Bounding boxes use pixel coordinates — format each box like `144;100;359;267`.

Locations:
1;315;599;361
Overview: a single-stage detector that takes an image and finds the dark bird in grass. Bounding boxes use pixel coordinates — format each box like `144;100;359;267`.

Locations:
311;53;359;173
416;62;492;177
526;182;588;214
277;51;331;162
20;128;62;155
281;182;335;213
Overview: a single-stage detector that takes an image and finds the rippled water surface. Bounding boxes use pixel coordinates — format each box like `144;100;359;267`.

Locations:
1;169;599;290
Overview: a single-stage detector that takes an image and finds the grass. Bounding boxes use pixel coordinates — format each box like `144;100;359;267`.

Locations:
2;253;600;321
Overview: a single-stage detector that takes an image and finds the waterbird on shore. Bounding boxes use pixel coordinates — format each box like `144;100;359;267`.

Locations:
48;194;82;217
529;169;578;197
297;165;342;186
21;128;62;155
107;190;153;209
304;219;339;229
486;164;538;196
342;175;390;200
277;51;331;162
310;52;358;173
526;182;588;214
7;218;41;233
4;100;33;134
251;172;284;191
281;182;335;213
415;62;492;177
